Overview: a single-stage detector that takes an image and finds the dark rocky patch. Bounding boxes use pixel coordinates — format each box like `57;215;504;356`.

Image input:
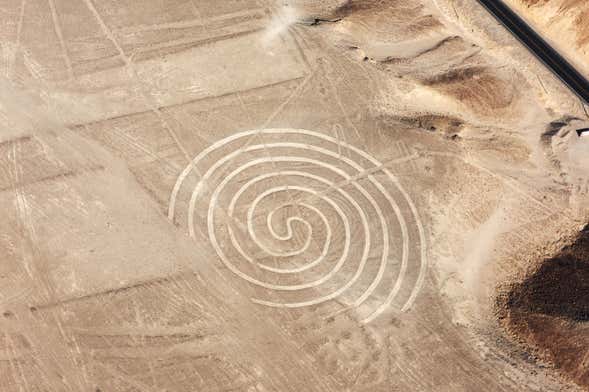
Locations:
540;116;579;145
501;224;589;388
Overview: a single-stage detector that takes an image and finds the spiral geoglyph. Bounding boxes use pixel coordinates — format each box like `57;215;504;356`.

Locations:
168;129;426;323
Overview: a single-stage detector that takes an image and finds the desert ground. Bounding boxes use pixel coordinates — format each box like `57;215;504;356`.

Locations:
504;0;589;77
0;0;588;390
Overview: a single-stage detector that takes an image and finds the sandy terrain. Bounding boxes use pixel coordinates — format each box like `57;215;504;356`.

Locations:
503;0;589;77
0;0;588;390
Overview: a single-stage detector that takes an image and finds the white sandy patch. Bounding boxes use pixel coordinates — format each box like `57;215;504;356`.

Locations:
262;4;299;46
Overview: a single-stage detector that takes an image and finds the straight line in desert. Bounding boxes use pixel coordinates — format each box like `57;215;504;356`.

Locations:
115;8;266;35
47;0;74;79
131;27;264;57
81;0;193;166
68;75;305;130
0;135;32;149
7;0;27;77
32;272;187;312
0;165;105;194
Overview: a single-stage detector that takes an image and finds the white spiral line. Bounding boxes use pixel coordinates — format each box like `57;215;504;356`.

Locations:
201;149;395;299
263;202;328;271
225;161;377;278
210;156;377;294
168;129;427;323
248;189;313;259
229;173;336;273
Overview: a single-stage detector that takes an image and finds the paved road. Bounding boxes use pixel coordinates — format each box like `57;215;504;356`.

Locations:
477;0;589;104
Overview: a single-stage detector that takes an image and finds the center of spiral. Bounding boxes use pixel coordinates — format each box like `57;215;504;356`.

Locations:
169;128;427;323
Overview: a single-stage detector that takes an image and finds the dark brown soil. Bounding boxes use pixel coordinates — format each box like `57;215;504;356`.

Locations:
421;66;515;111
501;224;589;389
508;225;589;321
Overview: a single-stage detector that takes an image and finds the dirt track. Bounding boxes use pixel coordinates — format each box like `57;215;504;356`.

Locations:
0;0;588;390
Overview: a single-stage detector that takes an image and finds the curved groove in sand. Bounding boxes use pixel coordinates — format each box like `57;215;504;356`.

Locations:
169;129;427;323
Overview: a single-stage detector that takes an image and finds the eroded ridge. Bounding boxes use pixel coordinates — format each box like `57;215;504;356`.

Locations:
168;129;427;323
502;225;589;388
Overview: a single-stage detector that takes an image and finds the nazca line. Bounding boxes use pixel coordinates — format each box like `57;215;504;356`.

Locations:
168;129;427;323
196;148;401;310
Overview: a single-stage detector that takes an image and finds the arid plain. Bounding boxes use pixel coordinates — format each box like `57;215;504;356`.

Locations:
0;0;588;390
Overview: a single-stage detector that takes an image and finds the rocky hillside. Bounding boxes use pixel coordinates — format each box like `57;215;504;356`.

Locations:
505;0;589;76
